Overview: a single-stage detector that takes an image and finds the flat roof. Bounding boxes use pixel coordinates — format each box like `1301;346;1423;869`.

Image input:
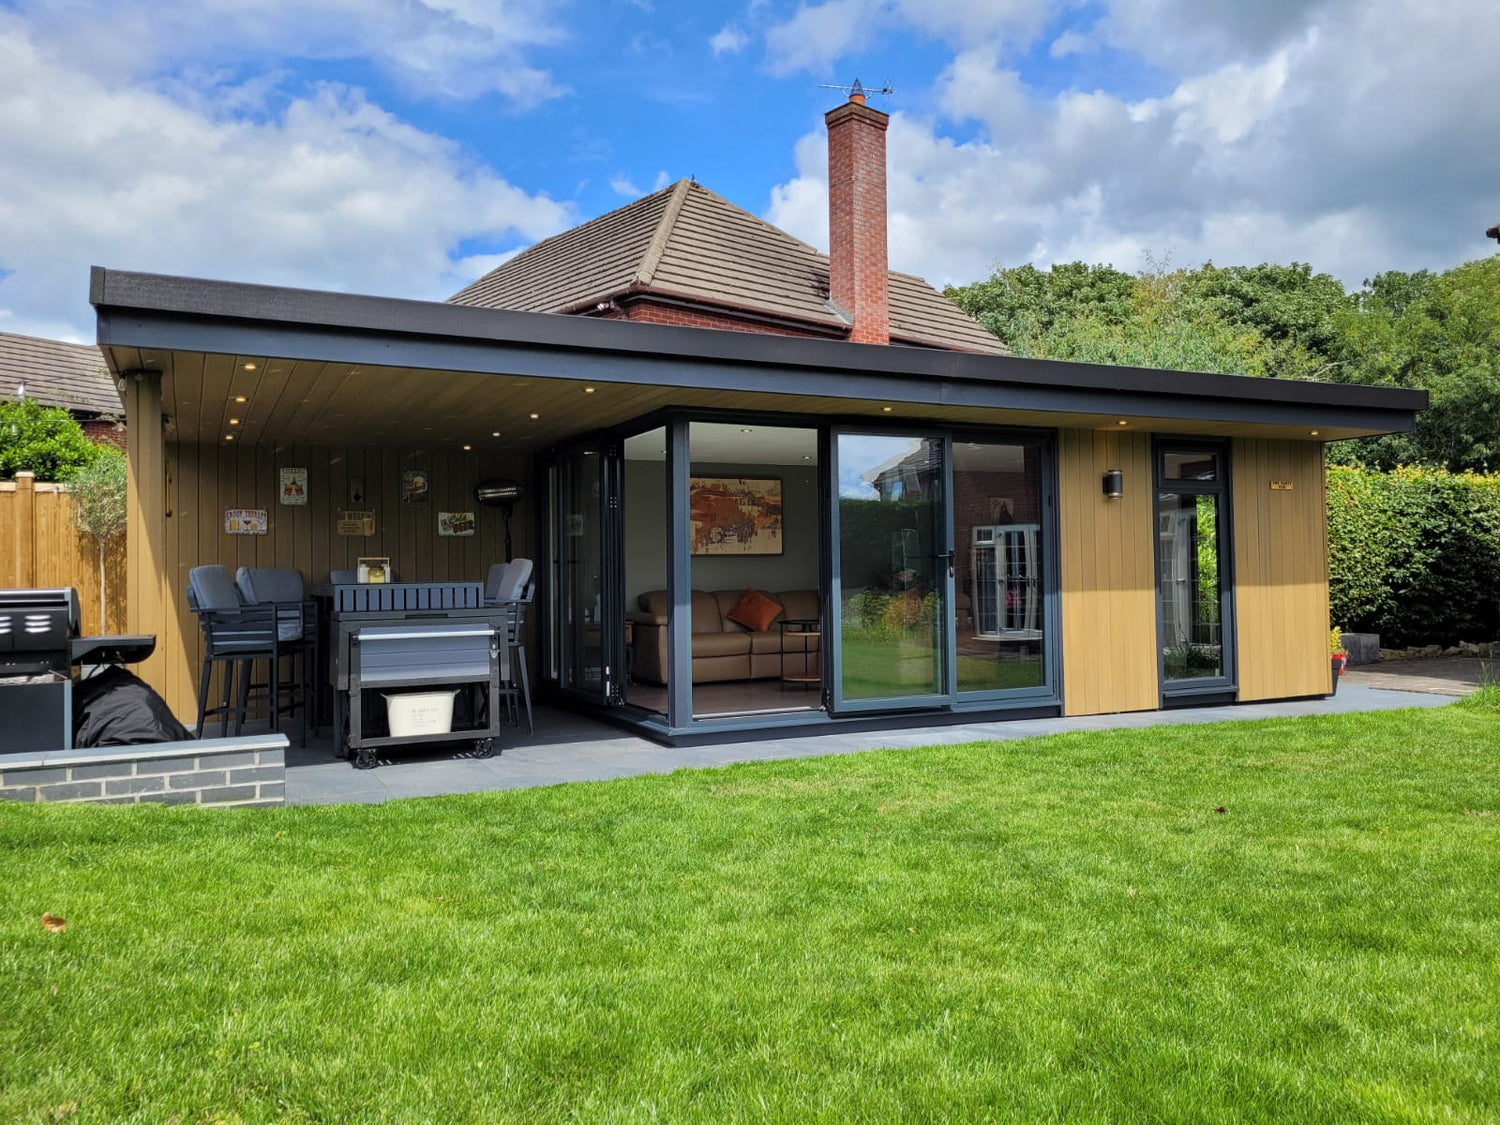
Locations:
91;266;1425;446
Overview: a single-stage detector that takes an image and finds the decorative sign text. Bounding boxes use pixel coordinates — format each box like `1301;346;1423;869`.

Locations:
225;509;268;535
337;509;376;536
438;511;476;537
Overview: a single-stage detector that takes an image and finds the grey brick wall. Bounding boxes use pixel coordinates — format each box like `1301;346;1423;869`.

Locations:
0;736;287;807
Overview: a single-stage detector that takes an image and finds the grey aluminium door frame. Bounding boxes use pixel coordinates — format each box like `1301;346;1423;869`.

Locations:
827;425;956;715
1152;436;1237;700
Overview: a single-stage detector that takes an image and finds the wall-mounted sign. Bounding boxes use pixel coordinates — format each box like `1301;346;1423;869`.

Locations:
348;476;366;506
438;511;476;537
279;467;307;506
225;509;268;535
401;469;430;504
1270;480;1295;491
337;509;376;536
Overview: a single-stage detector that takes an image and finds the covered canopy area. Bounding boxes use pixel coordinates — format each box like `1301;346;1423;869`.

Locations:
92;267;1426;733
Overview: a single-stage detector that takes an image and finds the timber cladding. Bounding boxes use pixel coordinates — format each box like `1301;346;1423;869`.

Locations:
1232;438;1330;701
1057;429;1159;717
139;436;532;722
0;474;127;635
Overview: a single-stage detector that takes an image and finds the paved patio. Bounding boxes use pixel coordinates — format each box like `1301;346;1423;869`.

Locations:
283;683;1455;805
1342;656;1491;697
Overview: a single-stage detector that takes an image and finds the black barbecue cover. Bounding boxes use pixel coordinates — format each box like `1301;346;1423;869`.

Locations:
72;667;194;747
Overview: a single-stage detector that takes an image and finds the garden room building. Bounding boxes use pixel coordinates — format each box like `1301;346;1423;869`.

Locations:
93;266;1423;743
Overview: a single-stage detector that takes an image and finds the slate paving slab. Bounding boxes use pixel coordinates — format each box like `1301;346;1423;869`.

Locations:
277;684;1454;805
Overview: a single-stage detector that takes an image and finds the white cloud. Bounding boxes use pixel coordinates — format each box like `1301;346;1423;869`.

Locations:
0;15;574;339
768;0;1500;289
611;175;644;197
9;0;568;106
652;170;673;191
763;0;1046;75
709;24;749;56
764;0;881;76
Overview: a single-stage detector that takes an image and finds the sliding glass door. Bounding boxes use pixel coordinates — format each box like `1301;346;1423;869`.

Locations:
951;437;1053;701
829;428;1058;715
830;431;951;712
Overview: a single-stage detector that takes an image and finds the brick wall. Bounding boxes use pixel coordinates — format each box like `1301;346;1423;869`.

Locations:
612;300;833;339
0;735;287;807
81;418;128;451
825;99;890;345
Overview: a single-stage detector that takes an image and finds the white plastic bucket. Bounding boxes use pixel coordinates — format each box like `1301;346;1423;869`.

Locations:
383;690;459;737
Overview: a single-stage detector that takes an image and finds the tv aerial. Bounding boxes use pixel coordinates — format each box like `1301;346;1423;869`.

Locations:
819;78;895;102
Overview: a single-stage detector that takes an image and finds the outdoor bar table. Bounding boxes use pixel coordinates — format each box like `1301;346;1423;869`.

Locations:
311;582;513;756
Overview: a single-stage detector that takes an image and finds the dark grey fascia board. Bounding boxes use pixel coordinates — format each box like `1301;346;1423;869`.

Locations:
91;266;1427;428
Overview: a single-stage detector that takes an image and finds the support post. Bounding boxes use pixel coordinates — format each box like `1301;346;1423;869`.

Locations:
123;372;167;691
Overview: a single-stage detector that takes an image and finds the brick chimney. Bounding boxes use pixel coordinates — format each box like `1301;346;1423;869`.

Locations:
825;80;889;345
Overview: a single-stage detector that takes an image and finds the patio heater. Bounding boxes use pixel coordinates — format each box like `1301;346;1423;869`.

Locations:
475;479;525;562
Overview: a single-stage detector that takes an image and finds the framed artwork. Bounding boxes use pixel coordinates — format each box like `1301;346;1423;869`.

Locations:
690;476;783;556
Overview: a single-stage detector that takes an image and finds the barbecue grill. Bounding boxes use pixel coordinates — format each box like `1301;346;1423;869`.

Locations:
0;587;156;753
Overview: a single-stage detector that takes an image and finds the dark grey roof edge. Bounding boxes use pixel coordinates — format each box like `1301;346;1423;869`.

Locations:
89;266;1429;415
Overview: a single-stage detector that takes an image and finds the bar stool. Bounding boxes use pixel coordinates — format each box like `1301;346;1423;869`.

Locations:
187;565;279;738
236;567;316;747
488;559;534;733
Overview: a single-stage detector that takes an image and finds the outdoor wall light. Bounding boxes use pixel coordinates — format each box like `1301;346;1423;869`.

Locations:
1102;469;1124;499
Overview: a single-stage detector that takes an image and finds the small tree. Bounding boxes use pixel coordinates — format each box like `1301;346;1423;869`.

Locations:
69;449;128;629
0;399;102;480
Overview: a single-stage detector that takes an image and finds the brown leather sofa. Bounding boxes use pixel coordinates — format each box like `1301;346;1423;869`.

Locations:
628;588;821;685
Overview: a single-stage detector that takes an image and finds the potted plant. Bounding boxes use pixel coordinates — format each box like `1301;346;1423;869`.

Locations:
1330;627;1348;695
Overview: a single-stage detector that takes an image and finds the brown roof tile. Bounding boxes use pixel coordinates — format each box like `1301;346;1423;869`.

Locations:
0;332;121;415
449;179;1007;354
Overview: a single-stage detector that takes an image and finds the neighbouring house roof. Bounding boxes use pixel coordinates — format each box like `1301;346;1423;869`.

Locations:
448;179;1008;355
0;331;121;416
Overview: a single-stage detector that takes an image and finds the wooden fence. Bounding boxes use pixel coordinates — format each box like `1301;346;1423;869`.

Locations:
0;472;128;635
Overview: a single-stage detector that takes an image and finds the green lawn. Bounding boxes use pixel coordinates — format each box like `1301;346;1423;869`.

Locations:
3;697;1499;1123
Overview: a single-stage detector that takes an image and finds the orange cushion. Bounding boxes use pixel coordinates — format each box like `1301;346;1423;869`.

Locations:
726;588;782;633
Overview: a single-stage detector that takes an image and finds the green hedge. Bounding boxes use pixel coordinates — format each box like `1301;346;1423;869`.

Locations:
1327;465;1500;646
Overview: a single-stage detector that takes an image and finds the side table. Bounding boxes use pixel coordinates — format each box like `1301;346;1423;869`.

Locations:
778;618;820;691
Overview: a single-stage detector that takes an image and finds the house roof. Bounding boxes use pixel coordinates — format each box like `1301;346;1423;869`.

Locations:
0;331;120;415
448;179;1008;355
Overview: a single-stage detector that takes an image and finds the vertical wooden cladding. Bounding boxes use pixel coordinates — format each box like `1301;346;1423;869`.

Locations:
145;438;533;721
1058;429;1158;716
1233;438;1330;701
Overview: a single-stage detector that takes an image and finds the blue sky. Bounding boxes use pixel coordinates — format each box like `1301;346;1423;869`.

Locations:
1;0;1496;342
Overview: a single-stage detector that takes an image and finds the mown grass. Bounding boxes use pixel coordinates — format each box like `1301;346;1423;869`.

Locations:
2;697;1498;1123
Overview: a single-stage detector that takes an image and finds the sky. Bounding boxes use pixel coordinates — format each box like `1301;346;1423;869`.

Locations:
1;0;1497;343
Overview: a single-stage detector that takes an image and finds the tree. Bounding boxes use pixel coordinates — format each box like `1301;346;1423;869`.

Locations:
0;399;103;481
947;261;1275;375
68;449;128;629
1330;258;1500;471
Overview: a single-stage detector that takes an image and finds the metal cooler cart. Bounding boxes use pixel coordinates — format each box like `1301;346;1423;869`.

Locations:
345;621;503;769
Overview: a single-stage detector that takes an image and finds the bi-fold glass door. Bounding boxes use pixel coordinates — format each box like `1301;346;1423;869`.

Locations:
552;437;625;706
828;429;1056;714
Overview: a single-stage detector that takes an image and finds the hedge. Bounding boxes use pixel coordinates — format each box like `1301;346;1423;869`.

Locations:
1327;465;1500;646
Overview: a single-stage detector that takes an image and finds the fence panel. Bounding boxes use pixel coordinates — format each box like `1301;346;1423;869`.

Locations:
0;473;128;635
